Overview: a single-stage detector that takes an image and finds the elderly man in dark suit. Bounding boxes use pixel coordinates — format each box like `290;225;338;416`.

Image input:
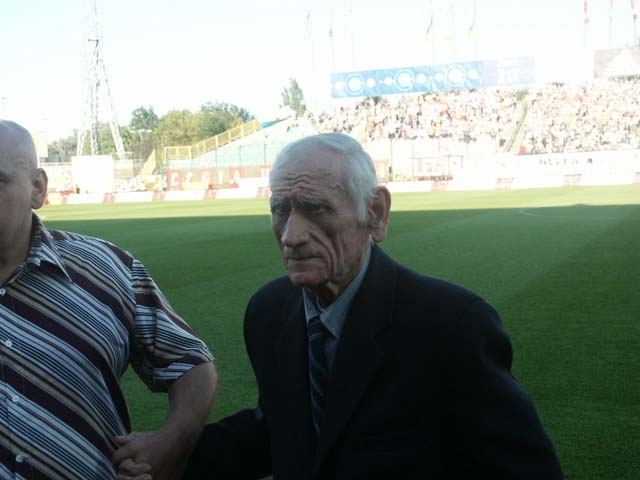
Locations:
184;132;563;479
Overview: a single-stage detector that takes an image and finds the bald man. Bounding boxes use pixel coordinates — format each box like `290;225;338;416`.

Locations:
0;119;217;480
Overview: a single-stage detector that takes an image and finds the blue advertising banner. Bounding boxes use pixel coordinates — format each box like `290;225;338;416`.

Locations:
330;57;536;98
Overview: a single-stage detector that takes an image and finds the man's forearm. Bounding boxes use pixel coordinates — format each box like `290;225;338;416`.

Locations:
165;361;218;447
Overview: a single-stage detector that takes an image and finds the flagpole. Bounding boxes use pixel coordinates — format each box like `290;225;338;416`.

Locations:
584;0;589;49
424;0;435;64
305;9;317;112
329;9;336;73
431;0;435;63
633;0;638;43
473;0;478;60
451;0;456;61
609;0;614;48
348;5;355;70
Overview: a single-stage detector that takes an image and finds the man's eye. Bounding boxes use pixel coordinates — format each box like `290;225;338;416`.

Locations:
271;204;290;215
303;204;325;215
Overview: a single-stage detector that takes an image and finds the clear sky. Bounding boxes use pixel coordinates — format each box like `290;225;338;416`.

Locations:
1;0;638;140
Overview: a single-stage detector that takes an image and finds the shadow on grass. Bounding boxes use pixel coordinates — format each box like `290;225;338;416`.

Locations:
43;200;639;480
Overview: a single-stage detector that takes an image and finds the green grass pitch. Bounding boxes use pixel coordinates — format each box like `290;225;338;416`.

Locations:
40;184;640;480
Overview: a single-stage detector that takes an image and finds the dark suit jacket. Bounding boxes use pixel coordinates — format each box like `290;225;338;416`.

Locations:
185;245;563;479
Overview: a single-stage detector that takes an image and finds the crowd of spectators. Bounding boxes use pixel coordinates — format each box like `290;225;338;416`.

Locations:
302;77;640;155
308;89;522;147
518;78;640;154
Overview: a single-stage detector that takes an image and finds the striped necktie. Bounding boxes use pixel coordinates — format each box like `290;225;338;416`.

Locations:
308;316;329;433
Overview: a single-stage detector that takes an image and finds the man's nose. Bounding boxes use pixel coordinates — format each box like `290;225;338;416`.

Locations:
281;211;309;247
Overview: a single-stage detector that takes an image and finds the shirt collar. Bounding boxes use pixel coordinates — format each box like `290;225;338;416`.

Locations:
23;214;72;282
303;244;372;340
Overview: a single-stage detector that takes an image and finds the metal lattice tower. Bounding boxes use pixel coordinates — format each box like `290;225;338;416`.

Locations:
77;0;125;160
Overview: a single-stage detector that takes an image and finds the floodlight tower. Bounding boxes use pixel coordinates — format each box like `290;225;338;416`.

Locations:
77;0;125;160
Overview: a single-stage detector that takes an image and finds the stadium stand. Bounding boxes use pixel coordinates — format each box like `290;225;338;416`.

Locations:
518;78;640;154
45;76;640;204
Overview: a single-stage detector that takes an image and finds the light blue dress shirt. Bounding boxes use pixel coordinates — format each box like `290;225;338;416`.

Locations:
303;244;372;372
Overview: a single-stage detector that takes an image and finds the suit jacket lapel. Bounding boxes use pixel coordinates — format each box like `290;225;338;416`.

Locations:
313;246;396;474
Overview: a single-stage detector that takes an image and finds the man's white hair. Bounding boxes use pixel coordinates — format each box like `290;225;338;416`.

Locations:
269;132;379;224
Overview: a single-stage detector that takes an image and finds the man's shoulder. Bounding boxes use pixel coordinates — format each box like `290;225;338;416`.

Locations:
398;264;482;302
372;247;482;297
49;229;129;256
45;228;135;271
50;228;110;245
371;247;485;313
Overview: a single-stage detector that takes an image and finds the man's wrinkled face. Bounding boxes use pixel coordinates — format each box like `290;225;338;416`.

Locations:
269;150;372;304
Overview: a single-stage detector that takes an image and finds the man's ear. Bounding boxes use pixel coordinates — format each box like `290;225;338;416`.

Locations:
369;186;391;243
31;168;48;209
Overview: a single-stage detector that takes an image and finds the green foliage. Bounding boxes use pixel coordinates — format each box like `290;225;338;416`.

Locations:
155;109;199;146
197;102;254;139
281;78;306;117
52;122;142;160
48;132;77;162
49;77;313;154
127;107;158;160
130;106;159;132
91;123;119;156
150;103;256;149
48;100;256;160
40;185;640;480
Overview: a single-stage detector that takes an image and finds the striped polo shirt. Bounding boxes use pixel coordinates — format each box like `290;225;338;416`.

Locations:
0;215;213;479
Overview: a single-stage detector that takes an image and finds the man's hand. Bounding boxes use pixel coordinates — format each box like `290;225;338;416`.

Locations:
113;431;186;480
114;362;218;479
113;452;152;480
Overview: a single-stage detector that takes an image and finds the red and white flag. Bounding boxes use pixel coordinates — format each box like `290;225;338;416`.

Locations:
584;0;589;24
610;0;615;23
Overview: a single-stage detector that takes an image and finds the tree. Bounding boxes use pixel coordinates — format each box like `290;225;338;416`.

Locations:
129;106;159;160
155;109;199;146
47;100;257;162
74;122;122;157
98;123;114;155
196;102;254;140
281;78;306;117
48;133;77;163
130;106;159;132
